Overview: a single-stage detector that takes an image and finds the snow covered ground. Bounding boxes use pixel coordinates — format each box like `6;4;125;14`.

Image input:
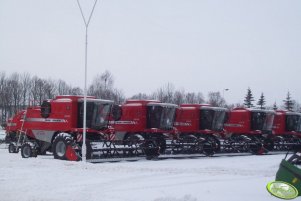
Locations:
0;129;6;141
0;147;285;201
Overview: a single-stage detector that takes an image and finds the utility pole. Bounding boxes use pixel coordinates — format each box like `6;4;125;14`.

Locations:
76;0;98;162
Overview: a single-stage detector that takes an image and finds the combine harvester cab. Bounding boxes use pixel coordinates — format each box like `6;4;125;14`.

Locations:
224;108;275;154
174;104;228;156
273;110;301;151
6;95;117;161
111;100;178;158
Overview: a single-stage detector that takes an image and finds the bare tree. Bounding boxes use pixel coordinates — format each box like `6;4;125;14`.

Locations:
185;92;197;104
57;79;72;95
101;70;114;91
130;93;151;100
70;87;83;95
0;72;7;122
20;73;31;109
43;79;57;99
196;92;205;104
9;73;22;114
88;71;124;103
173;89;185;105
208;91;225;107
153;83;175;103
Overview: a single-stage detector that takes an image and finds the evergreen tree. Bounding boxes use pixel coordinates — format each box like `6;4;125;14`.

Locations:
244;87;255;108
257;92;266;109
283;91;294;111
273;102;278;111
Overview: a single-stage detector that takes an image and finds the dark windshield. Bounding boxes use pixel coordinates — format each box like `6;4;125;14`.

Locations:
147;105;176;130
251;111;274;131
78;102;112;130
286;115;301;132
200;109;226;131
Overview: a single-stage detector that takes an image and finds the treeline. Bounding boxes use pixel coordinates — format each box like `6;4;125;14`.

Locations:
130;83;225;107
1;71;300;124
0;71;125;123
243;87;300;112
131;85;301;112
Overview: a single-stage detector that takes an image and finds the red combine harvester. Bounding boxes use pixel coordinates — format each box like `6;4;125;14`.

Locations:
272;110;301;151
223;108;275;154
6;95;117;160
174;104;228;155
6;96;170;161
111;100;178;156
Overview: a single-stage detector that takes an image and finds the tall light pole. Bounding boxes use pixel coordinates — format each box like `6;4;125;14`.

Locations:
223;88;229;99
76;0;98;162
223;88;229;106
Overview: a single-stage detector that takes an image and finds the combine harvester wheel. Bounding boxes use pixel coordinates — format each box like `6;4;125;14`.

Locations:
21;142;37;158
8;143;18;153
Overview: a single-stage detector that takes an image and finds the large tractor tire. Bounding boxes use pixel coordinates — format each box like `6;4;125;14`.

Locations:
52;133;74;160
202;139;215;156
8;143;18;153
21;142;32;158
156;136;166;154
143;140;159;160
123;134;145;156
21;142;38;158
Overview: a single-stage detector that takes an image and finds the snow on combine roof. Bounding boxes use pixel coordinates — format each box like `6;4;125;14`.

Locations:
77;98;114;104
275;110;301;116
125;99;178;107
147;102;178;108
179;104;227;111
232;107;275;113
49;95;113;104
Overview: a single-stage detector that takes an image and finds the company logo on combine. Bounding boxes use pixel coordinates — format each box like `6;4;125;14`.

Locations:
266;181;298;199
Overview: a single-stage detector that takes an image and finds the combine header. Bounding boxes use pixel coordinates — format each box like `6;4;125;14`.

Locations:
224;108;275;154
272;110;301;151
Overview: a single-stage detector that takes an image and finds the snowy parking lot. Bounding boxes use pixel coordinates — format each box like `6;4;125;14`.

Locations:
0;148;284;201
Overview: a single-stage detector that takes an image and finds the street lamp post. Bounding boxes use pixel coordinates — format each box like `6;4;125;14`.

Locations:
223;88;229;99
223;88;229;106
76;0;98;162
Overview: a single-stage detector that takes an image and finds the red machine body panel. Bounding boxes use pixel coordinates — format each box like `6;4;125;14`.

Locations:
224;108;251;134
6;110;25;134
113;100;149;132
174;104;227;135
175;106;198;132
224;108;275;135
273;110;301;136
111;100;178;140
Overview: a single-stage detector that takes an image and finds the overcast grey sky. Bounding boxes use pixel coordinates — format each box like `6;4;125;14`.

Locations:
0;0;300;106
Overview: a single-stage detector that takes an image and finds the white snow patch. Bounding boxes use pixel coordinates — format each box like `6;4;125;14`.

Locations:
0;149;286;201
0;129;6;141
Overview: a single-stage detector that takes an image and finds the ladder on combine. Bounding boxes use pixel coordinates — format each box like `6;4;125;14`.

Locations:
8;110;28;153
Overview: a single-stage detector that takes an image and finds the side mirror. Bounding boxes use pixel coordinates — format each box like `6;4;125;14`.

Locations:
112;105;122;121
41;100;51;118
